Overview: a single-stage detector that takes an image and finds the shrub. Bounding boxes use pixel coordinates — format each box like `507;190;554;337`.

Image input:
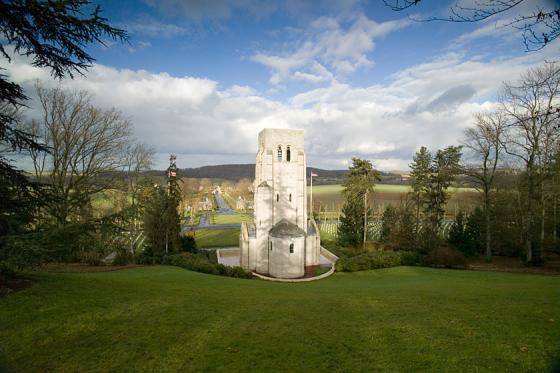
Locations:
425;246;468;269
336;251;403;272
112;248;133;266
180;235;197;253
400;250;423;266
448;211;481;257
77;249;105;266
162;253;252;279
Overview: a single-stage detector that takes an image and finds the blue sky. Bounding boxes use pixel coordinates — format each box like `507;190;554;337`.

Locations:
4;0;558;170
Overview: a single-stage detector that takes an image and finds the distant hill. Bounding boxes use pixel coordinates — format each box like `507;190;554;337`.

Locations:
158;164;408;185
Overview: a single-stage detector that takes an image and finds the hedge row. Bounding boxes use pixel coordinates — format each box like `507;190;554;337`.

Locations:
335;247;468;272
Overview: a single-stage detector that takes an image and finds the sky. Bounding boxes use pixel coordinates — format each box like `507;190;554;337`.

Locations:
3;0;559;171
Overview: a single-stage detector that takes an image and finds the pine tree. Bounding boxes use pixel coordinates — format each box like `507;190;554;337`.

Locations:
409;147;432;234
338;158;380;249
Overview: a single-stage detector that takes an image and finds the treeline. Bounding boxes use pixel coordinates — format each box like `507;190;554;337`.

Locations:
337;62;560;268
0;1;212;281
173;164;410;186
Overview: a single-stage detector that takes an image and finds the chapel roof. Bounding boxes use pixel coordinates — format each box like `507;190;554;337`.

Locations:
269;219;306;238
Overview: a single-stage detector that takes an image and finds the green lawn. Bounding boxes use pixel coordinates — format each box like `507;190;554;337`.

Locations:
211;213;253;225
1;267;559;372
192;228;240;248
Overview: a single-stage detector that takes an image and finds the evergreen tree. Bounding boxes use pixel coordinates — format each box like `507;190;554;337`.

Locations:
422;146;462;251
338;158;380;248
409;146;432;234
380;205;397;243
143;187;181;262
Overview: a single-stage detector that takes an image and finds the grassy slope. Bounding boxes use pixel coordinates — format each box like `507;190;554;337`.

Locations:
1;267;559;372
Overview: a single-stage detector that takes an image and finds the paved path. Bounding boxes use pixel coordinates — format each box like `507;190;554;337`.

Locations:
183;223;241;232
181;195;240;234
214;191;234;215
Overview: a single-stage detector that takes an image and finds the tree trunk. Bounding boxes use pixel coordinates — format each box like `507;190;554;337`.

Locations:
484;186;491;260
553;194;557;249
541;181;545;244
363;191;367;251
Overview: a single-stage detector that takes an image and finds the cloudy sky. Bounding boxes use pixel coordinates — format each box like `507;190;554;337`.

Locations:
3;0;559;170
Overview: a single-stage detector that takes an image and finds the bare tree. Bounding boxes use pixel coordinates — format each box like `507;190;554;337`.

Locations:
384;0;559;51
28;84;131;226
501;62;560;263
462;110;506;260
123;142;155;206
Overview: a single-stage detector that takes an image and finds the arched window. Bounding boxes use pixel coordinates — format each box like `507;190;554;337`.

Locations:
286;146;291;162
289;193;292;202
277;145;282;161
276;194;279;202
289;243;294;253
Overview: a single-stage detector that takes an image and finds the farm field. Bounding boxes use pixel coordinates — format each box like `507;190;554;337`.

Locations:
310;184;478;216
1;266;559;372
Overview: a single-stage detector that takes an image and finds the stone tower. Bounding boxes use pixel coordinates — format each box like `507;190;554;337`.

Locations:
240;128;321;278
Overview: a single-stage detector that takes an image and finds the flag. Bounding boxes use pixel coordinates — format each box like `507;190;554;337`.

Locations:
310;172;318;177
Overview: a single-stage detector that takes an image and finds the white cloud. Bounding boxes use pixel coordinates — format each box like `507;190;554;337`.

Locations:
2;39;556;170
128;41;152;53
125;17;187;38
252;13;410;84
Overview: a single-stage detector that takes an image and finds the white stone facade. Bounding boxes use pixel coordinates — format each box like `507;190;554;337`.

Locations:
240;128;321;278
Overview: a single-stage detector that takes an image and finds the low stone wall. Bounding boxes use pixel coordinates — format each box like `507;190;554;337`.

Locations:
320;246;339;263
252;264;335;283
216;248;241;267
252;246;339;282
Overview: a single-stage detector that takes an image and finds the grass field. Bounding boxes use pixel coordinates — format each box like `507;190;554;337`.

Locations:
1;266;559;371
191;228;239;248
211;213;253;225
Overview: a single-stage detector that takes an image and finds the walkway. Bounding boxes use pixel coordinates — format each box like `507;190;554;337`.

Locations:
214;191;234;215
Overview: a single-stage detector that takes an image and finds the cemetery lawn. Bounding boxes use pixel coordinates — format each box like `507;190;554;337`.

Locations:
211;213;253;225
192;228;239;247
1;266;559;372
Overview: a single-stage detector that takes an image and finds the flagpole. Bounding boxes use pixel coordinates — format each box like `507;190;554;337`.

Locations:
310;171;313;220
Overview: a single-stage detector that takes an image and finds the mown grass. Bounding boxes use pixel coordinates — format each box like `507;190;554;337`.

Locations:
211;213;253;225
1;266;559;372
192;228;239;248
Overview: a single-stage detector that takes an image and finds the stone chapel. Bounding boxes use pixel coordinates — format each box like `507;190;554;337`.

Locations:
240;128;321;278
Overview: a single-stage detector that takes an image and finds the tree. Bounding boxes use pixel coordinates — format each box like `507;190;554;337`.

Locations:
501;62;560;264
143;186;181;262
462;110;506;260
422;146;463;251
0;0;127;209
380;204;398;243
123;142;154;214
380;200;417;250
409;146;432;234
28;84;132;226
122;142;154;253
384;0;559;51
338;157;381;249
0;1;126;276
143;156;182;262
